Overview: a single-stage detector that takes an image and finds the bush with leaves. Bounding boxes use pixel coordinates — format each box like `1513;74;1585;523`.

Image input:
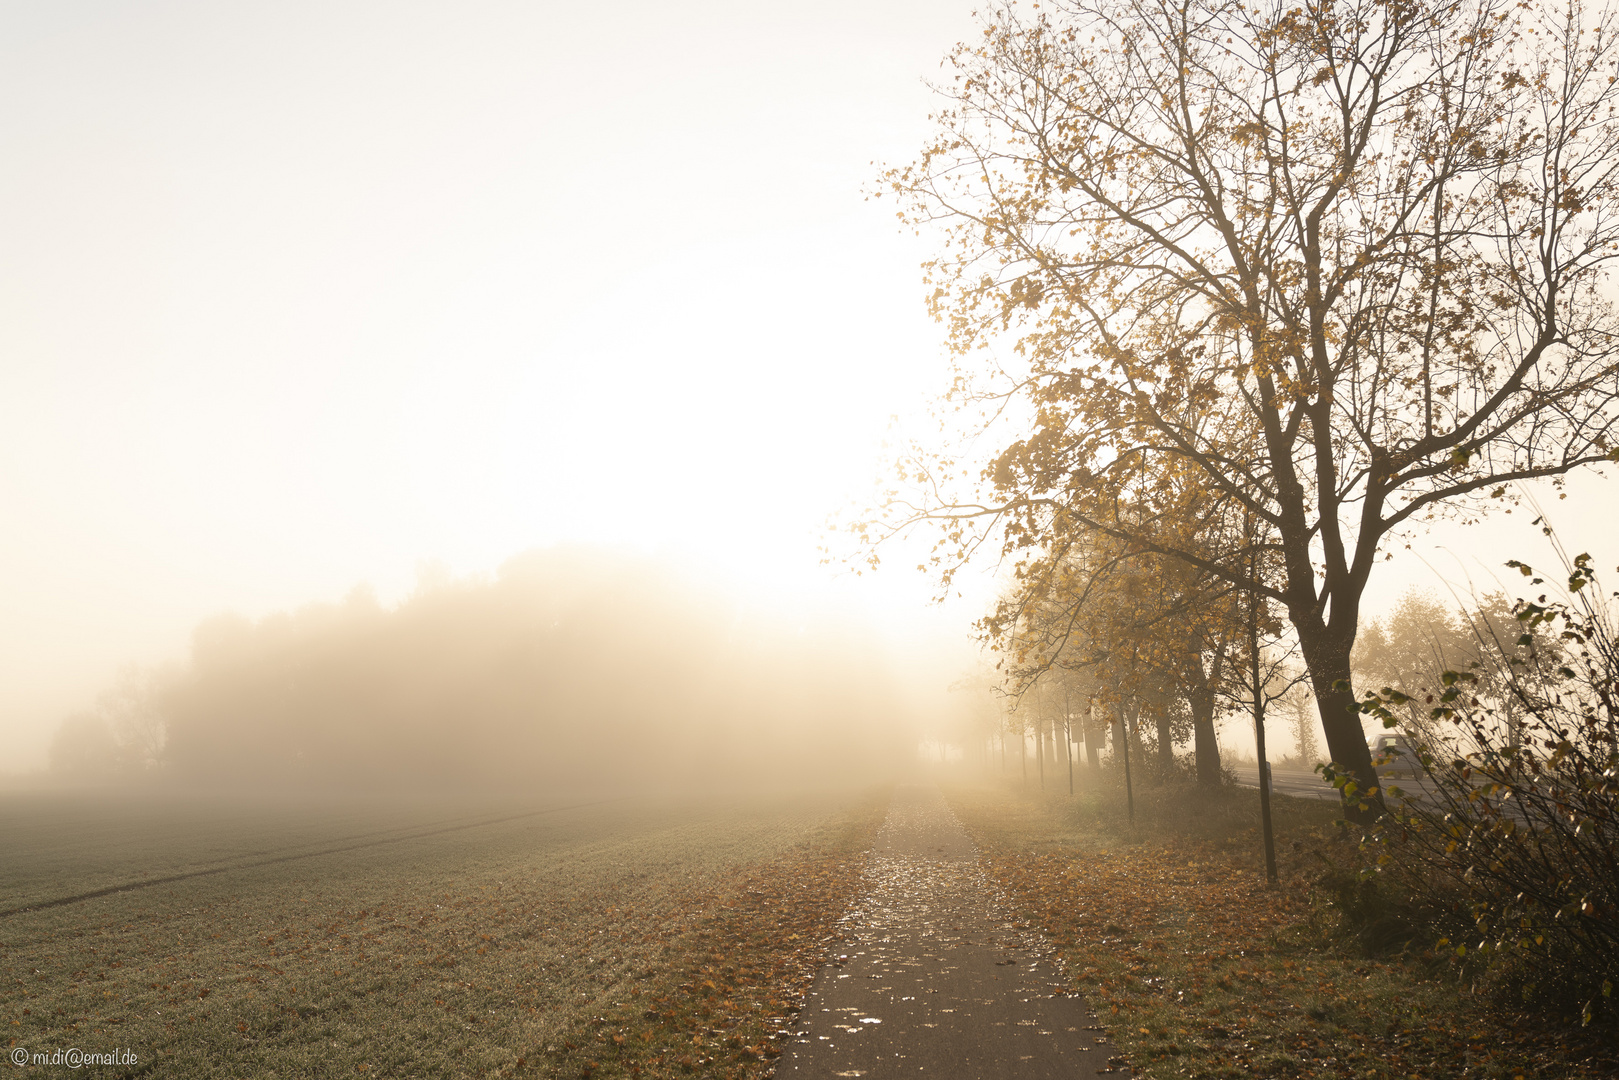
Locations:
1322;553;1618;1024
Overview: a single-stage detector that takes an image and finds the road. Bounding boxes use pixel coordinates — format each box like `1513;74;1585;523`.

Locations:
1231;763;1336;801
1231;763;1440;802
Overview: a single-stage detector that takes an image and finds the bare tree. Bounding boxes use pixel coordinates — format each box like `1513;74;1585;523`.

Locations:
1274;674;1321;766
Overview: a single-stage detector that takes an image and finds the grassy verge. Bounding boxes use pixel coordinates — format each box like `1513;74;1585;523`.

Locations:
1;787;887;1079
539;808;879;1080
943;774;1618;1080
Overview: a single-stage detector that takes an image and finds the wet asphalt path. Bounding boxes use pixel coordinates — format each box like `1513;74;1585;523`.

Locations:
777;785;1126;1079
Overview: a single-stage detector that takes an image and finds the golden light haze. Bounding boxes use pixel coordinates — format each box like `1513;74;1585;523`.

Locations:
49;547;932;790
2;1;1616;774
0;0;985;769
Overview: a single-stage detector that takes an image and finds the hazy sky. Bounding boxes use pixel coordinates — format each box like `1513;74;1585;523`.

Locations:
0;0;997;766
2;0;1615;769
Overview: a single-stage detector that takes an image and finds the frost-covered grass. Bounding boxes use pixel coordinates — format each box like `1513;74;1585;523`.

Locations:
1;787;887;1079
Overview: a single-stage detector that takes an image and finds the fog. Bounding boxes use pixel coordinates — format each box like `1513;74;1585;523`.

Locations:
2;1;1615;782
46;547;944;792
0;0;985;772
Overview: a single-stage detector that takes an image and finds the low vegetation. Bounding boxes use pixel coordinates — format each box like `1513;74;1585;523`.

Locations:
1;787;886;1079
1332;554;1619;1024
945;775;1619;1080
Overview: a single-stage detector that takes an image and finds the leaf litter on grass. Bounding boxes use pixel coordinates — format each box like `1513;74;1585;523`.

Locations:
540;846;877;1080
944;780;1618;1080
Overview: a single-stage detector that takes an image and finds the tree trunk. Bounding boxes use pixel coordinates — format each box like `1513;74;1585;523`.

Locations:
1066;712;1075;795
1251;621;1278;884
1184;656;1222;788
1295;618;1380;820
1036;715;1045;790
1116;707;1135;821
1154;713;1174;775
1085;708;1102;772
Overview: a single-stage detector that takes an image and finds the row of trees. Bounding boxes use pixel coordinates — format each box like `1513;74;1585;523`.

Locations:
48;547;914;791
950;528;1565;778
956;536;1618;1012
863;0;1619;818
867;0;1619;1003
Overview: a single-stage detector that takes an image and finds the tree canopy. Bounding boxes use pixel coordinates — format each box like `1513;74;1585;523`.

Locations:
871;0;1619;810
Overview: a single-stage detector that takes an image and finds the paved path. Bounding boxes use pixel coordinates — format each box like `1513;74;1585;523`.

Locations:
777;785;1126;1079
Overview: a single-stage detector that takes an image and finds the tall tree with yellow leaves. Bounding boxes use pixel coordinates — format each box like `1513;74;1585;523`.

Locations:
872;0;1619;814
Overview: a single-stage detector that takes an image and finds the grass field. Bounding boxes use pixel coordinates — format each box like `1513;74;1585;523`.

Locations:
1;785;888;1079
943;773;1618;1080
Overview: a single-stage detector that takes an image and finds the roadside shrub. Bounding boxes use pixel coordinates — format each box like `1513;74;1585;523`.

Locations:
1310;857;1433;957
1327;552;1618;1023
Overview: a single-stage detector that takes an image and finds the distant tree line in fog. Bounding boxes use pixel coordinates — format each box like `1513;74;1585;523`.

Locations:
48;548;911;790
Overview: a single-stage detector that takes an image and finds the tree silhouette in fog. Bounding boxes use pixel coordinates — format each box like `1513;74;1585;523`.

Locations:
53;548;911;790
